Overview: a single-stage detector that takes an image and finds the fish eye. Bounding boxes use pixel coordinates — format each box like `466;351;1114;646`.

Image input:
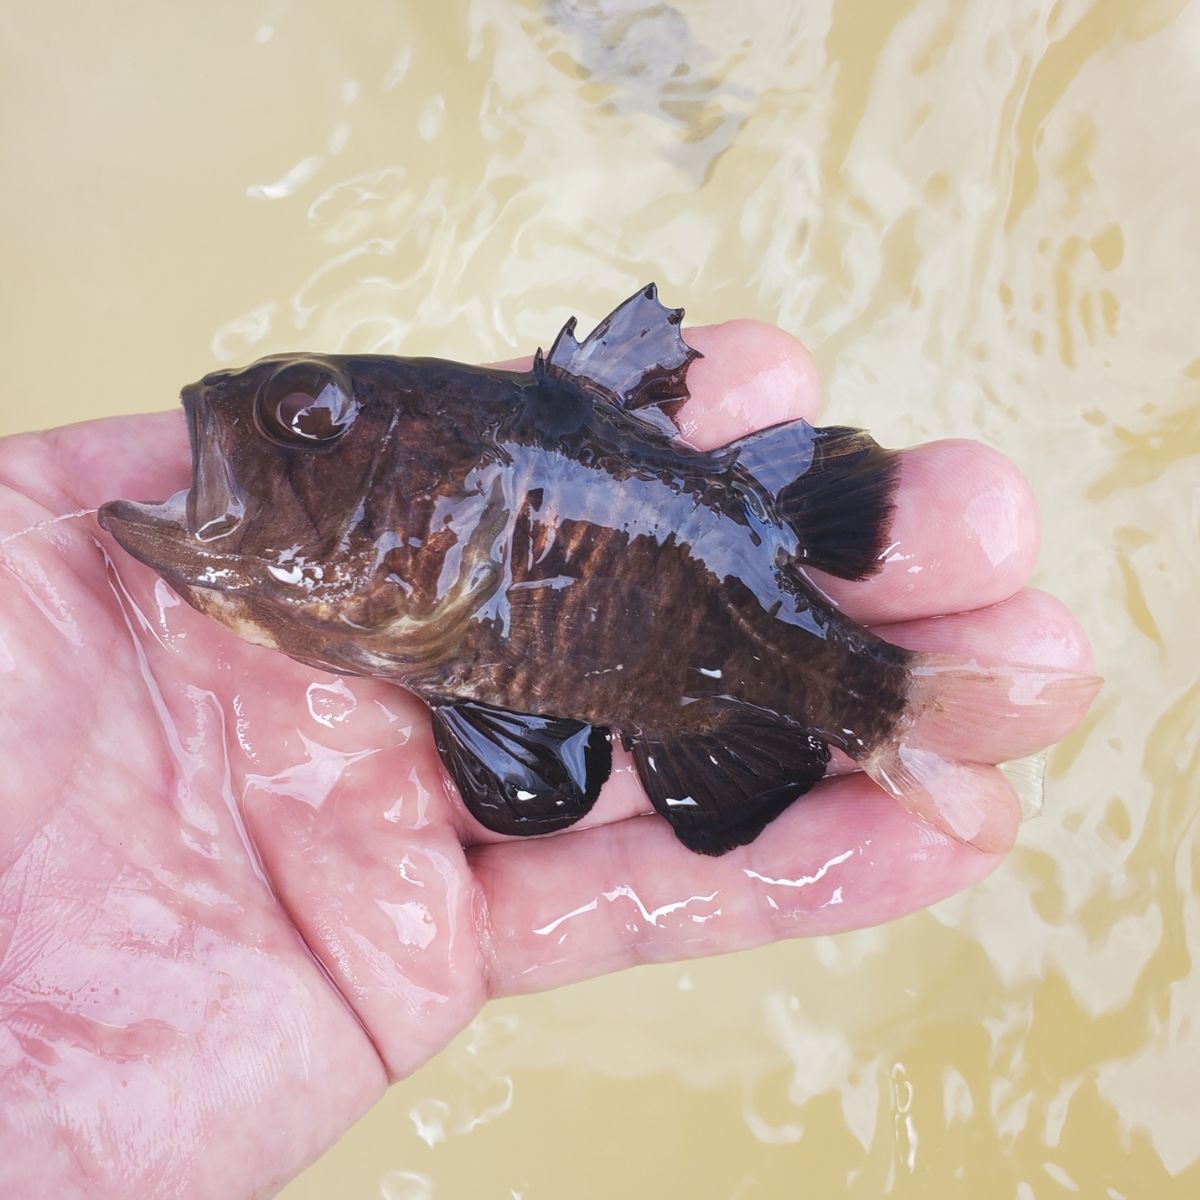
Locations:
256;361;358;446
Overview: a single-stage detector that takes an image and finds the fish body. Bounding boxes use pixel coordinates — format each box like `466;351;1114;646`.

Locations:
375;362;908;740
100;286;1089;853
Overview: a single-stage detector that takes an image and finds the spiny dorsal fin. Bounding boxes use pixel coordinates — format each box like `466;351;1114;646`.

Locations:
545;283;702;410
728;421;899;582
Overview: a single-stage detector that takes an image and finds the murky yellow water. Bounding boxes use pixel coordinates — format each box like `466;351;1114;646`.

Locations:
3;0;1198;1196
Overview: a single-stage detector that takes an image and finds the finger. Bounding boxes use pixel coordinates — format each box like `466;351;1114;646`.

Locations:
18;318;819;511
495;318;822;442
683;328;1036;622
470;770;1007;996
810;439;1040;624
675;320;822;447
859;586;1098;764
40;424;1038;629
504;330;1034;623
0;411;188;515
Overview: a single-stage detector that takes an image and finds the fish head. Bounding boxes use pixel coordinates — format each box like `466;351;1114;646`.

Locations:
99;353;507;673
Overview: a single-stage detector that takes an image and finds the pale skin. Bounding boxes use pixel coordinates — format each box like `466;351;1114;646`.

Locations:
0;321;1096;1199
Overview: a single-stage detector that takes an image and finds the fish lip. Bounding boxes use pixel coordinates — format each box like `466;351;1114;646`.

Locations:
182;385;247;542
98;490;188;535
98;491;250;592
97;384;254;589
96;384;254;590
98;490;190;567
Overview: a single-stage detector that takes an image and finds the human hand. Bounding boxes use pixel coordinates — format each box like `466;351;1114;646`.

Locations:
0;320;1095;1199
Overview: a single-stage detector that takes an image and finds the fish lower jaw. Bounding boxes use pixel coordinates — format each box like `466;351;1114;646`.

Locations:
185;587;281;651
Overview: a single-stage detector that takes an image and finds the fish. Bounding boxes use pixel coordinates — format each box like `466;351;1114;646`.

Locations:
98;285;1098;855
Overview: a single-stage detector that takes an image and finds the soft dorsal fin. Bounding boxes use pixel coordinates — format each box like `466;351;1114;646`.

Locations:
431;700;611;837
728;421;900;582
727;419;820;495
630;711;830;856
543;283;702;410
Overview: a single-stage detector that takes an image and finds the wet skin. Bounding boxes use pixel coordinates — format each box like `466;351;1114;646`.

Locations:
0;320;1095;1199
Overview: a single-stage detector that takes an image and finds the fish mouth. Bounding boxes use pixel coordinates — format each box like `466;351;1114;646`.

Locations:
98;490;251;592
98;488;189;554
182;384;247;543
97;385;250;589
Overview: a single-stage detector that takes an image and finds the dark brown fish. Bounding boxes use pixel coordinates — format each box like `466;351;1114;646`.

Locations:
99;286;1095;854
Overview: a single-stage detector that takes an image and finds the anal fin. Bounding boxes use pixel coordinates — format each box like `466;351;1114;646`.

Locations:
431;701;612;838
631;712;831;855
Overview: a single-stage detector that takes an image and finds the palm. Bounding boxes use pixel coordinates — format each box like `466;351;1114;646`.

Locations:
0;322;1094;1200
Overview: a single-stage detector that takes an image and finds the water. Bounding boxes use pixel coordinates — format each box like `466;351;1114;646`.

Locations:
2;1;1197;1196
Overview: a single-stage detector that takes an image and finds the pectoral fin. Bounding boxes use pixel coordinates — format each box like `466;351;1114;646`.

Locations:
544;283;702;410
431;701;612;837
729;421;899;582
630;713;830;855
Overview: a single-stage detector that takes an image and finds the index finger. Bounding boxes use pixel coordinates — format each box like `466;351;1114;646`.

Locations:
21;317;1034;634
682;322;1038;624
677;320;823;445
493;317;822;441
25;321;817;513
470;772;1005;996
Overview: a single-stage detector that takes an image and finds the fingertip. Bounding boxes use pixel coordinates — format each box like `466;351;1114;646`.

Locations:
920;438;1040;584
821;439;1041;623
677;319;821;449
878;587;1097;677
1018;588;1096;674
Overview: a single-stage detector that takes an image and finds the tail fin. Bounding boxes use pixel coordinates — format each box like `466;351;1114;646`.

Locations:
999;751;1050;820
858;655;1102;852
